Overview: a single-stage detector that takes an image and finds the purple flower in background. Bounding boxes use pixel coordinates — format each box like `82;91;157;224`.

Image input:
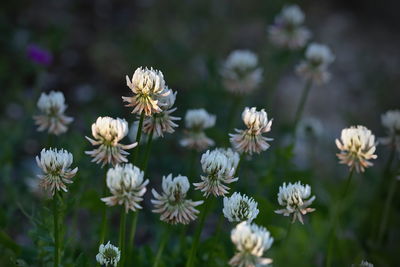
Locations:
27;44;53;66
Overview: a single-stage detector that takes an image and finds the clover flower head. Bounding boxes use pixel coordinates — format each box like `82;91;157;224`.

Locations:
335;125;377;173
229;221;274;267
194;148;239;197
268;5;311;50
33;91;73;135
85;117;137;167
35;148;78;196
296;43;335;85
380;110;400;150
230;107;273;155
221;50;263;94
123;67;170;116
180;109;216;151
96;241;121;267
223;192;259;222
101;164;148;213
275;181;316;224
151;174;203;224
143;88;181;138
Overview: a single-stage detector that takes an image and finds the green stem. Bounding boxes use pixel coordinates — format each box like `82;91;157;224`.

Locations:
127;212;138;264
185;198;211;267
119;208;127;267
153;225;171;267
53;192;60;267
284;221;293;243
132;111;145;165
99;168;108;246
188;149;197;181
141;129;154;175
293;79;313;133
377;152;398;245
326;169;354;267
226;95;243;146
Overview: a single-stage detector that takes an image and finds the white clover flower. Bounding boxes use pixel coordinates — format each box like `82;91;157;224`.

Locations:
268;5;311;50
194;148;239;197
230;107;273;155
33;91;73;135
143;88;181;138
296;43;335;85
85;117;137;167
380;110;400;150
180;109;216;151
96;241;121;267
122;67;170;116
151;174;203;224
336;125;377;173
358;260;374;267
221;50;263;94
101;164;149;213
229;221;274;267
35;148;78;196
223;192;259;223
275;181;315;224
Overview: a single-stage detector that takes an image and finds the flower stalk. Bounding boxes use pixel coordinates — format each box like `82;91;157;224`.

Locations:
119;207;127;267
53;191;60;267
132;111;145;164
185;198;211;267
293;79;312;132
153;225;171;267
326;169;354;267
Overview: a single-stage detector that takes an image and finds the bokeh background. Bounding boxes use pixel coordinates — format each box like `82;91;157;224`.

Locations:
1;0;399;266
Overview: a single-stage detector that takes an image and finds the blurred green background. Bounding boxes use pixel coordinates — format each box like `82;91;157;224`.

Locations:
0;0;399;266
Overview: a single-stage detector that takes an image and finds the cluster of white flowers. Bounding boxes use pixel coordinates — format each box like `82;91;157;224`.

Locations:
229;221;274;267
33;91;74;135
101;164;149;213
268;5;311;50
223;192;259;223
296;43;335;85
35;148;78;196
194;148;239;197
380;110;400;151
220;50;263;94
123;67;170;116
275;181;315;224
180;109;216;151
142;88;181;138
151;174;203;224
96;241;121;267
335;125;377;173
85;117;137;167
230;107;273;155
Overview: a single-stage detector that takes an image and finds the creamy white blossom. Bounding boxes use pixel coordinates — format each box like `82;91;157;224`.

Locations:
33;91;73;135
96;241;121;267
296;43;335;85
143;88;180;137
180;109;216;151
335;125;377;173
85;117;137;167
194;148;239;197
230;221;274;267
268;5;311;50
123;67;170;116
221;50;263;94
36;148;78;196
151;174;203;224
223;192;259;223
380;110;400;150
101;164;149;213
275;181;315;224
230;107;273;155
